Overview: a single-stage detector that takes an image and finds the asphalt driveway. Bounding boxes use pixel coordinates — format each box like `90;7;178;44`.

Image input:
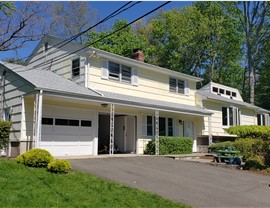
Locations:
69;156;270;208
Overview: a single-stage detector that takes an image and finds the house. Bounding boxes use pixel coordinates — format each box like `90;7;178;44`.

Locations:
0;35;212;157
1;35;269;157
196;81;270;149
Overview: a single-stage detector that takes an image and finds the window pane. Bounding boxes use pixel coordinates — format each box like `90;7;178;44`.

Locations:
213;87;218;93
262;114;265;126
81;120;92;127
177;80;185;94
229;108;233;126
109;61;120;80
68;119;79;126
232;92;237;97
42;117;53;125
169;78;176;92
122;65;131;83
168;118;173;136
72;58;80;77
159;117;166;136
222;107;228;126
55;119;68;126
226;90;231;96
219;89;225;94
257;114;261;125
147;116;153;136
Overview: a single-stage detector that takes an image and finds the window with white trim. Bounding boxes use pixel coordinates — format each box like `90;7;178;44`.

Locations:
108;61;131;83
222;107;240;127
169;78;185;94
257;114;267;126
72;58;80;78
146;116;173;136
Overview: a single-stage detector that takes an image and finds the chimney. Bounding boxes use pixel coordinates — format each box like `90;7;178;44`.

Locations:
131;48;144;62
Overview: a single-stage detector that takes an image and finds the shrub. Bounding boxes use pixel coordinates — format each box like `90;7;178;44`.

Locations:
144;137;193;155
0;121;11;150
234;138;265;161
243;156;265;170
209;141;234;153
16;148;54;167
225;125;270;140
47;160;72;173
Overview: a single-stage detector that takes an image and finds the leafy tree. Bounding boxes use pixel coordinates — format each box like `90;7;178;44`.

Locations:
0;2;15;15
145;2;244;88
86;19;149;60
4;57;24;65
50;2;98;43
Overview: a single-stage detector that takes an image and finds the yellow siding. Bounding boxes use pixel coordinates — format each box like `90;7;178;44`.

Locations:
88;58;197;106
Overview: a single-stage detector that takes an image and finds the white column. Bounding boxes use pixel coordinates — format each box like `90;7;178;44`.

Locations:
155;110;159;155
109;103;115;155
208;116;213;145
32;90;43;149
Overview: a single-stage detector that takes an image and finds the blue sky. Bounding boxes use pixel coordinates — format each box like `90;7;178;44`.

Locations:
0;1;192;61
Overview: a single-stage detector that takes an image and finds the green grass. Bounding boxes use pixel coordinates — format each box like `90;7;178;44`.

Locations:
0;159;190;208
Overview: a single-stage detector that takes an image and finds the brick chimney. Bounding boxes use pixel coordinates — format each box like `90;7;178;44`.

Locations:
131;48;144;62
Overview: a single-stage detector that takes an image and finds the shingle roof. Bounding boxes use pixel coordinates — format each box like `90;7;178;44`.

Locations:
99;91;211;116
0;61;102;97
197;90;270;113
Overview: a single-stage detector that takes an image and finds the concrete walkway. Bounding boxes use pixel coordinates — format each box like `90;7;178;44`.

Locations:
69;156;270;208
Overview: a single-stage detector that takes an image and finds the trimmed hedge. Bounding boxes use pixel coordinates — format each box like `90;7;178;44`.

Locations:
225;125;270;140
47;160;72;173
0;121;11;150
243;156;265;170
144;137;193;155
16;148;54;167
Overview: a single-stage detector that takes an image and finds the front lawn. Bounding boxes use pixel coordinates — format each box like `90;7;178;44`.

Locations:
0;159;189;208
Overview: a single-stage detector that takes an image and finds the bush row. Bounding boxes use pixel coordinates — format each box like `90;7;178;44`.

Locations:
144;137;193;155
16;148;71;173
225;125;270;140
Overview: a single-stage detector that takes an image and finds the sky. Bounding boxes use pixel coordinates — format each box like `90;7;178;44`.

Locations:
0;1;192;61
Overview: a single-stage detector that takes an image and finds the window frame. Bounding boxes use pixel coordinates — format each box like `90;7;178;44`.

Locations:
71;58;80;78
108;61;132;84
146;116;174;137
169;77;185;94
222;107;240;127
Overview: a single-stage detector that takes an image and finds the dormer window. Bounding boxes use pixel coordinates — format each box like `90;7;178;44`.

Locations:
232;92;236;97
219;89;225;94
212;86;237;98
72;58;80;78
213;87;218;93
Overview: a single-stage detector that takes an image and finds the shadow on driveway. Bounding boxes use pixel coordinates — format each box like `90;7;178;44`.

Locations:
69;156;270;208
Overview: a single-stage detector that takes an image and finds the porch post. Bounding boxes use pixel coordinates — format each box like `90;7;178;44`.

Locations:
32;90;43;149
155;110;159;155
109;103;115;155
208;115;213;145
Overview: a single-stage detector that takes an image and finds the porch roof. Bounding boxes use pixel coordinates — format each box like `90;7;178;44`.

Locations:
99;91;211;116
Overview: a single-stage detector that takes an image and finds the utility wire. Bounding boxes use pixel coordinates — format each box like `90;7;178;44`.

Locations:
14;1;171;73
20;1;136;62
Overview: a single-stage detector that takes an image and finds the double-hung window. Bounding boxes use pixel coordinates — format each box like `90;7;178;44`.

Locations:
169;78;185;94
257;114;268;126
146;116;173;136
72;58;80;78
222;107;240;127
108;61;131;83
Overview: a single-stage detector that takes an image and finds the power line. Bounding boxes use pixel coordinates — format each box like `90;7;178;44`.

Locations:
20;1;171;72
20;1;137;62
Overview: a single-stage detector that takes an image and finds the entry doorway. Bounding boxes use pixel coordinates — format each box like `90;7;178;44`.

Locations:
98;114;136;154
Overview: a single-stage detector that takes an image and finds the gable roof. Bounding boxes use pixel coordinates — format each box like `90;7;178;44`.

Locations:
0;61;102;97
27;35;203;82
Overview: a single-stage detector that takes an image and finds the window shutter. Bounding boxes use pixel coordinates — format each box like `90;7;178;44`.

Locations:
141;115;147;136
101;60;108;79
184;80;189;95
131;68;138;86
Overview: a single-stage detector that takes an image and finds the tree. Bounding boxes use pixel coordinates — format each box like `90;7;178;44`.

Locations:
50;2;98;43
0;2;52;51
228;2;270;104
145;2;243;88
86;19;149;60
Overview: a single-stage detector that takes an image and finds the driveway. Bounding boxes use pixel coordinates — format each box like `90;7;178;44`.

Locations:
69;156;270;208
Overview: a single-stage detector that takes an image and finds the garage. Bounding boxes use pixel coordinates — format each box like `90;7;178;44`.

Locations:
40;106;98;156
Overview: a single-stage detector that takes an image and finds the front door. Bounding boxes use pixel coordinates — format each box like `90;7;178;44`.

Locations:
184;121;196;152
124;116;136;153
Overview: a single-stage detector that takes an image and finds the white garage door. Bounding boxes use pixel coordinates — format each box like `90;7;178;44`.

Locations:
40;106;97;156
